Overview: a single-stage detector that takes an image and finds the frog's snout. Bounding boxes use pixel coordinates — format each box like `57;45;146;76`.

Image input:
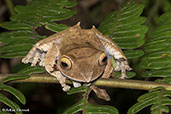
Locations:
80;71;94;83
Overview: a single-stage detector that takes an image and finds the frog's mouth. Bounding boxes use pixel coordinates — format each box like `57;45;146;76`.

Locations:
60;71;104;83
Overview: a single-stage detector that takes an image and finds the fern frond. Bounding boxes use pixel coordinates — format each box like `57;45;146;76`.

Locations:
0;0;76;58
128;87;171;114
63;98;119;114
140;9;171;83
2;74;30;83
98;0;147;78
98;0;148;59
0;1;75;111
18;66;45;74
0;84;26;105
64;86;119;114
0;93;22;114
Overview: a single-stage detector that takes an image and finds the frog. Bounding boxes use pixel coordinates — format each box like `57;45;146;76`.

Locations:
22;22;132;91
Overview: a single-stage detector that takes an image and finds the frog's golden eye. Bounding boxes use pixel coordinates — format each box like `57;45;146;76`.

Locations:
99;53;107;66
60;57;72;70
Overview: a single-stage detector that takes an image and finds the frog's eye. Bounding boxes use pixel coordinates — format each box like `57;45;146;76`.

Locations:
99;53;107;66
60;57;72;70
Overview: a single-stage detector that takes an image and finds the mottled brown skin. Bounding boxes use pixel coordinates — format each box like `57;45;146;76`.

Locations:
22;22;131;91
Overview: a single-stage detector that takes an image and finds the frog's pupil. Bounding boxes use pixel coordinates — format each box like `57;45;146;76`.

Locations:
61;62;68;68
102;56;107;63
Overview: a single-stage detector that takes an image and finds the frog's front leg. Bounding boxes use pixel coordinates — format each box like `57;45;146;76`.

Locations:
115;58;131;79
44;43;70;91
22;40;52;66
101;57;113;78
104;42;131;79
94;28;132;79
54;72;71;91
22;44;43;66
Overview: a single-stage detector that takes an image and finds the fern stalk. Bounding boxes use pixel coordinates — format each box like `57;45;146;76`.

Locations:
146;0;161;26
5;0;15;15
1;73;171;91
82;87;91;114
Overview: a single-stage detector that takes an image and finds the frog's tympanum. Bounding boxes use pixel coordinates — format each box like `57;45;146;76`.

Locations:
22;22;132;91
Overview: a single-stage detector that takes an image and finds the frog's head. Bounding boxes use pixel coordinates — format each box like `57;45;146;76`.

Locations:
57;47;107;83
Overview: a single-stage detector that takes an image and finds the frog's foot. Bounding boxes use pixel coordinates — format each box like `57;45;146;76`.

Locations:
90;85;110;101
114;58;132;79
62;84;71;91
72;81;81;88
22;47;46;67
53;71;71;91
22;50;40;66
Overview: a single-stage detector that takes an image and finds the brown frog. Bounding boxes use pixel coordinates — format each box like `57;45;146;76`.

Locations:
22;22;132;91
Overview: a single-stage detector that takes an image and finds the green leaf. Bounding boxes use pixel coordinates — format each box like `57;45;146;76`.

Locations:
43;9;76;22
98;0;147;50
156;77;171;84
0;93;22;114
124;50;144;59
85;103;119;114
98;0;147;79
141;68;171;78
0;22;32;30
0;43;33;53
0;30;33;44
127;102;153;114
63;99;119;114
67;86;87;95
142;50;171;59
0;0;76;58
18;66;45;74
0;84;26;105
63;99;83;114
0;51;28;58
139;9;171;85
128;87;171;114
115;71;136;78
3;74;30;83
140;57;171;69
45;22;68;32
56;0;77;8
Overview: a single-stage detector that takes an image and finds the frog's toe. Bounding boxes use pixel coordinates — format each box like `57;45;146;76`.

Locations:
62;85;71;92
39;60;44;66
120;74;128;79
22;57;29;64
73;81;81;88
114;60;132;71
114;66;121;71
115;60;132;79
30;52;41;66
22;55;34;64
126;65;132;71
114;61;121;71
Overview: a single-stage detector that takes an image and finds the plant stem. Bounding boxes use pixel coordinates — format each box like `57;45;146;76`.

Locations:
146;0;161;27
4;0;15;15
1;73;171;91
82;87;91;114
